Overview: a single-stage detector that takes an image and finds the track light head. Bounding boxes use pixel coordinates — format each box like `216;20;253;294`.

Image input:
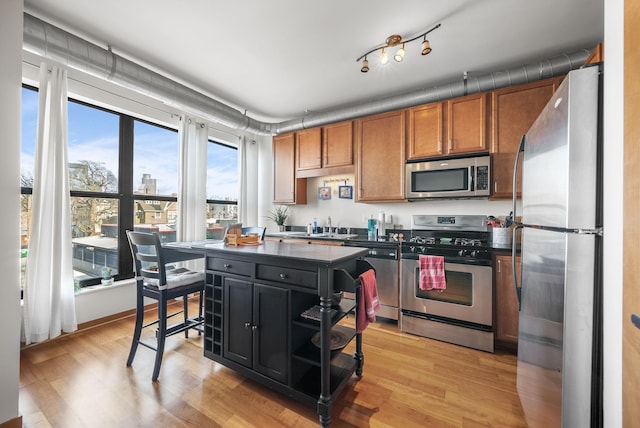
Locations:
394;44;406;62
380;48;388;65
361;57;369;73
421;39;432;55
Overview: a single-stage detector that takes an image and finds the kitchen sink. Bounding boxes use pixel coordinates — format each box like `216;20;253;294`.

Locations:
268;231;308;237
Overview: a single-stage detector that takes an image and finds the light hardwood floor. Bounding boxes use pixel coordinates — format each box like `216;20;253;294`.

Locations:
19;299;528;427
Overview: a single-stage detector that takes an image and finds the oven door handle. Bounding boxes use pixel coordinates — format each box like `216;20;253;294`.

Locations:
512;224;523;310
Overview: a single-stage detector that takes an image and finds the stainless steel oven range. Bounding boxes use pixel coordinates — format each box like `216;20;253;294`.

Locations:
400;214;494;352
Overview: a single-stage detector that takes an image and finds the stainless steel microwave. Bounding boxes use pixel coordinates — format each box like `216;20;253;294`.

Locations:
405;155;491;199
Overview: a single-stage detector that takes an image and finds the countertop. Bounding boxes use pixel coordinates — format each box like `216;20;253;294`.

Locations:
191;240;369;264
266;231;403;248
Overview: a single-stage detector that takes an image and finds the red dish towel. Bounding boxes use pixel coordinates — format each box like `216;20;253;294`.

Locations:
356;269;380;333
419;254;446;291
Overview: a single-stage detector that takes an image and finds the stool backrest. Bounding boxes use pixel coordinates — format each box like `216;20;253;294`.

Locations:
126;230;166;286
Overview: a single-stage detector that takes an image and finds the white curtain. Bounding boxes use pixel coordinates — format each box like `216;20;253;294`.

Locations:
177;115;207;243
23;63;77;344
237;136;248;225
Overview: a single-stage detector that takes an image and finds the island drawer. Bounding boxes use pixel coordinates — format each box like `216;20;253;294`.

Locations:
208;257;253;277
257;265;317;289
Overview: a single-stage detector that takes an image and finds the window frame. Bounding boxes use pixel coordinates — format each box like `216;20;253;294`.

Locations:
20;85;239;288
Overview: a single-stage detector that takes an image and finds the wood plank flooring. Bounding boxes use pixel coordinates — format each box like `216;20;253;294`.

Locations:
19;299;528;427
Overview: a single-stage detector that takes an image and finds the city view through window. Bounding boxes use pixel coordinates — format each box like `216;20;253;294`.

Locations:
20;86;238;287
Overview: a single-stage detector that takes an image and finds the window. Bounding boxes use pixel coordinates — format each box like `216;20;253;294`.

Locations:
20;84;238;289
206;141;238;239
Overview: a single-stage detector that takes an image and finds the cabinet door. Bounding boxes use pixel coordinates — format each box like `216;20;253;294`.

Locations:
223;276;253;368
495;254;521;350
490;77;562;199
407;102;444;159
322;121;353;168
296;128;322;170
253;283;289;383
447;93;487;155
355;110;406;202
273;133;307;204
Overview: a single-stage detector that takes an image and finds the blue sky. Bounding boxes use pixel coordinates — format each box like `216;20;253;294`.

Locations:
21;87;237;200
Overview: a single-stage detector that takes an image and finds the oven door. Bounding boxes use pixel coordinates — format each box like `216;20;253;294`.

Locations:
401;257;493;327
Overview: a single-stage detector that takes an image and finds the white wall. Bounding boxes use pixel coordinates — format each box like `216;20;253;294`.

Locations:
273;174;514;233
0;1;23;424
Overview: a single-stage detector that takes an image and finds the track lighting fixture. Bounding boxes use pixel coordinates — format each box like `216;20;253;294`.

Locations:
357;23;441;73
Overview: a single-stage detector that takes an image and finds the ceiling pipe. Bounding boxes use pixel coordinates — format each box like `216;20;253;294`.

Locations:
23;13;591;137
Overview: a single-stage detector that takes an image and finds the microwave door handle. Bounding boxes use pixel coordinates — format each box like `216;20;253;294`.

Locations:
469;166;474;191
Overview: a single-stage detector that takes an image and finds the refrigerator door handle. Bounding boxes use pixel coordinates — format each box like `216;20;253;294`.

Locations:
512;223;523;310
512;134;526;222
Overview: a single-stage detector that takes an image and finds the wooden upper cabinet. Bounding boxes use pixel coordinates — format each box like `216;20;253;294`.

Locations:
295;121;354;177
273;133;306;204
407;102;445;159
322;120;353;168
447;93;488;155
355;110;406;202
490;77;563;199
585;42;604;64
295;128;322;170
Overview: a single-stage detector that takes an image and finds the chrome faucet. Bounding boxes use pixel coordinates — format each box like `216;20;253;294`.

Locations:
327;216;332;236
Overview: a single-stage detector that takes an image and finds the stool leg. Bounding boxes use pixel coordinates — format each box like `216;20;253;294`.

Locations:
152;295;168;382
126;285;144;367
183;294;190;338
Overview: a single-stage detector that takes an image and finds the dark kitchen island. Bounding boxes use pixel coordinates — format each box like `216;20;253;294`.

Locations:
190;240;371;427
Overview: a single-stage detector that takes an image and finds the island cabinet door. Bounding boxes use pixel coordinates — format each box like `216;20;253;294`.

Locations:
223;276;253;368
253;283;289;383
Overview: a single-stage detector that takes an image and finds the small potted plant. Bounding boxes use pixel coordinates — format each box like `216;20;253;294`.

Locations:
101;266;114;285
266;205;289;232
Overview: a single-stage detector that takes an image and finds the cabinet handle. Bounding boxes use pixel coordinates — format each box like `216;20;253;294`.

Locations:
244;322;251;329
251;325;258;332
279;273;288;279
494;181;498;193
497;259;501;273
223;263;231;269
448;139;453;151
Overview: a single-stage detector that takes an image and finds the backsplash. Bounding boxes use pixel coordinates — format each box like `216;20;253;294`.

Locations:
267;174;516;233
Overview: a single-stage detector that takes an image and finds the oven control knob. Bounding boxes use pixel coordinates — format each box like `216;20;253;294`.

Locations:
458;249;466;257
471;250;478;257
410;246;417;253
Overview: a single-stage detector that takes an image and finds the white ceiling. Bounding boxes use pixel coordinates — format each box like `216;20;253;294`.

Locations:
23;0;603;124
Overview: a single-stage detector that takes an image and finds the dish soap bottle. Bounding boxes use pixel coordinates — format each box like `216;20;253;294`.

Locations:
312;218;318;234
307;223;313;235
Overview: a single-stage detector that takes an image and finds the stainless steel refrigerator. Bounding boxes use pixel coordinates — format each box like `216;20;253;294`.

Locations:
512;64;603;427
